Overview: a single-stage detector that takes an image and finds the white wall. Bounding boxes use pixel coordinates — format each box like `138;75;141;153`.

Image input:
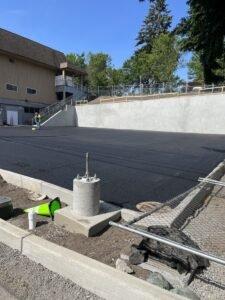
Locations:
42;105;76;127
75;94;225;134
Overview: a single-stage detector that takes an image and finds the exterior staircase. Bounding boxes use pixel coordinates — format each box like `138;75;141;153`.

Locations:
38;97;88;126
39;97;73;124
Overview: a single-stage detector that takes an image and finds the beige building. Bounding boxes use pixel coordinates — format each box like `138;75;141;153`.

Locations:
0;28;86;125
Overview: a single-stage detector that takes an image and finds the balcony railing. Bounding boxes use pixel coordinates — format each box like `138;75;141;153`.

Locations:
55;75;74;87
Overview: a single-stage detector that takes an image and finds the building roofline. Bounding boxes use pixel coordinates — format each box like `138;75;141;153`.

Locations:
0;27;87;76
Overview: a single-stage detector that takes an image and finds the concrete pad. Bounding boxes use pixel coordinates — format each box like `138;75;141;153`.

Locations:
55;202;121;237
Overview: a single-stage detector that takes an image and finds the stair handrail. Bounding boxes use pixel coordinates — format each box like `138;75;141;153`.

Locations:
37;96;74;124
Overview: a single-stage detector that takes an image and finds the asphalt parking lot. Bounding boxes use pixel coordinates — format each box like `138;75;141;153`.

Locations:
0;126;225;209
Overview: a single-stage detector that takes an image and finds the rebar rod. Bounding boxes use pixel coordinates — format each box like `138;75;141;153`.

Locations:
85;152;89;178
109;221;225;266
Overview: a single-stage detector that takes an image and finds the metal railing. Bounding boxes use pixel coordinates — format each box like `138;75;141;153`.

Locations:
55;75;74;87
76;82;225;105
95;82;225;97
37;96;75;124
55;75;90;101
110;221;225;266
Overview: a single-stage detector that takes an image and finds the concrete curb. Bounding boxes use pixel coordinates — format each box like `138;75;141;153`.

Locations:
0;219;183;300
0;169;73;205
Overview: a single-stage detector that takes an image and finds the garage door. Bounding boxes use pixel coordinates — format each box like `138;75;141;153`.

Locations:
6;110;18;125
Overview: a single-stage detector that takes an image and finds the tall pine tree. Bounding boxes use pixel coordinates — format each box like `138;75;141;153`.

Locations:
176;0;225;84
136;0;172;53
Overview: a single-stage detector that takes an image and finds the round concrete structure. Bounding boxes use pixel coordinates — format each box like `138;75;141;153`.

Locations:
73;177;100;217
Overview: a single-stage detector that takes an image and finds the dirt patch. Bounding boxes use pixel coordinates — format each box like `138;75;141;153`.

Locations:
0;177;148;280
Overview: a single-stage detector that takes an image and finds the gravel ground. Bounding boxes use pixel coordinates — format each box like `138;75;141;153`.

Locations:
0;242;101;300
183;175;225;299
0;285;16;299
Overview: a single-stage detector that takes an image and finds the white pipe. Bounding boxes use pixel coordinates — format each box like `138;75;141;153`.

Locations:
28;211;36;231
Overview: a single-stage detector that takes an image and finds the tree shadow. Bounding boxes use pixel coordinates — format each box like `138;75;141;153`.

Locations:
202;146;225;154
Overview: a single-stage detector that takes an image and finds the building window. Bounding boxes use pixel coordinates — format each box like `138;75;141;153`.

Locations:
24;107;40;114
6;83;17;92
27;88;37;95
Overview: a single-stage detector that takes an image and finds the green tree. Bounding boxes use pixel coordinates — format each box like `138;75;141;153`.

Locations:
87;52;112;88
108;68;124;86
124;34;179;83
136;0;172;52
214;51;225;80
66;52;86;69
175;0;225;83
187;53;204;83
148;33;179;82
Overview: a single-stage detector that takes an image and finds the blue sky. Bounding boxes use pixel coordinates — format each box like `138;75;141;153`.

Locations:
0;0;188;79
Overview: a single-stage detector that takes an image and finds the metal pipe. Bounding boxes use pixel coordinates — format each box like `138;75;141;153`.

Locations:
85;152;89;178
109;221;225;266
198;177;225;187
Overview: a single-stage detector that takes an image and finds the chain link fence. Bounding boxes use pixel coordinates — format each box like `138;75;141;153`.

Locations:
89;82;225;99
111;169;225;298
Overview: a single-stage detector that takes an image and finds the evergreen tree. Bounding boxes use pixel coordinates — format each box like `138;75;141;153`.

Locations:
123;34;179;83
136;0;172;52
187;53;204;83
176;0;225;84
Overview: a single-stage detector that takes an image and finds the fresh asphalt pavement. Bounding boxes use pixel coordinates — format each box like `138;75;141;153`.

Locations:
0;126;225;209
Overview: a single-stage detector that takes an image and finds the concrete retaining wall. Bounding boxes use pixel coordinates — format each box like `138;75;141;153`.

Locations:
42;105;76;127
75;93;225;134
